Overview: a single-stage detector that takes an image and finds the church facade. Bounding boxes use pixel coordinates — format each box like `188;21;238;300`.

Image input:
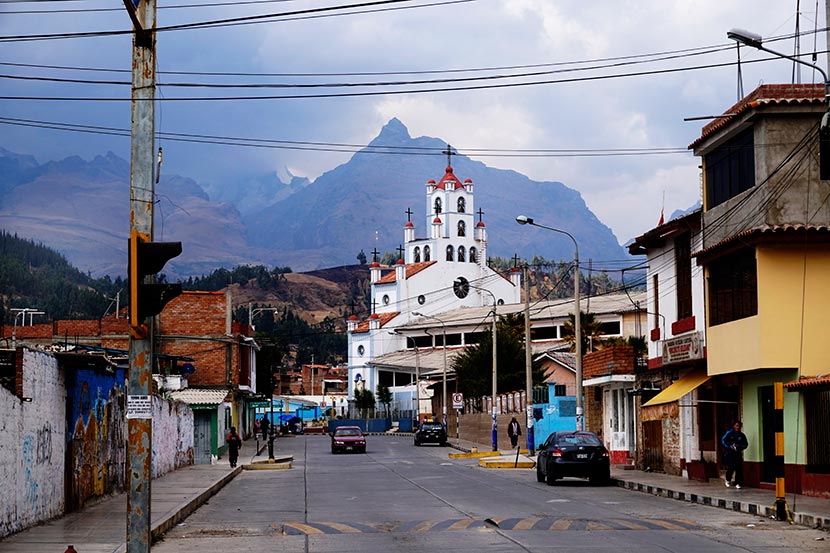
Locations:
346;160;520;407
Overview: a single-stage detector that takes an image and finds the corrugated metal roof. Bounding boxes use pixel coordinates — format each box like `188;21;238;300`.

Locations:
169;388;230;405
784;375;830;390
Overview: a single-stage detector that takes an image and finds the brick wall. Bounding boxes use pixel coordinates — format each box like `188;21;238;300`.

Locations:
449;412;527;451
583;346;635;379
160;291;227;336
55;320;100;337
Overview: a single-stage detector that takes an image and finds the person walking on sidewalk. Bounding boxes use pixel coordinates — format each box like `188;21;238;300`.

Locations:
260;416;270;442
226;426;242;468
507;416;522;448
722;420;748;489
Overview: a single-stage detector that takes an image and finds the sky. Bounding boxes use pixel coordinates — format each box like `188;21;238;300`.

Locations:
0;0;825;245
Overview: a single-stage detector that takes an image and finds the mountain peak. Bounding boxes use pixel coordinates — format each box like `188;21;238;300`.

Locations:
369;118;411;146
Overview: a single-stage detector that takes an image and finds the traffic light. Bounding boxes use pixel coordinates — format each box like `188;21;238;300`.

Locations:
129;229;182;336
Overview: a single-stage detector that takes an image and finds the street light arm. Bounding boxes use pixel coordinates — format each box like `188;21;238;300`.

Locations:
727;28;829;99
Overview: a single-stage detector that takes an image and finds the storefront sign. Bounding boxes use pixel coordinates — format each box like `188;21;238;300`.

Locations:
662;331;703;364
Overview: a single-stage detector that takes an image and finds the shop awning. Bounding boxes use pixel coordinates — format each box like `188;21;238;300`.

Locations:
642;369;710;407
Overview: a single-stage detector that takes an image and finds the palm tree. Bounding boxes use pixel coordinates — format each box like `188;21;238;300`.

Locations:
561;311;605;354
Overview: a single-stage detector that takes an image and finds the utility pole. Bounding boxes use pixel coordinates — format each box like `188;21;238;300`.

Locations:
523;264;534;454
126;2;156;551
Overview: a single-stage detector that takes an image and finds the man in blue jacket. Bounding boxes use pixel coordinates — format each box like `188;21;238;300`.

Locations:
722;420;748;489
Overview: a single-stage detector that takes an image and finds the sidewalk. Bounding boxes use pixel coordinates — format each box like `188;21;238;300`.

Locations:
0;440;268;553
447;437;830;531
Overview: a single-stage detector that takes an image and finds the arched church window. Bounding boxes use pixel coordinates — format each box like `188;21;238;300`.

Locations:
457;197;466;213
469;247;478;263
457;220;466;237
424;245;431;261
414;247;421;263
457;246;466;262
434;197;442;214
446;245;454;261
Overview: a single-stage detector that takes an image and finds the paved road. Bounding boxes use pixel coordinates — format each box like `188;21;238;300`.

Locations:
153;435;828;552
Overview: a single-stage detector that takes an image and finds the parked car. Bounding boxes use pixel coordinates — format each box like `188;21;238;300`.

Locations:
536;431;610;485
414;422;447;446
330;426;366;454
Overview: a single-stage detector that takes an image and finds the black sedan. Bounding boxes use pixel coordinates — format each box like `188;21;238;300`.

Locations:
414;422;447;446
536;431;610;485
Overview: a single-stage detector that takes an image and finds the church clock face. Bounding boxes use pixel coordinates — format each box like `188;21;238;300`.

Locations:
453;276;470;299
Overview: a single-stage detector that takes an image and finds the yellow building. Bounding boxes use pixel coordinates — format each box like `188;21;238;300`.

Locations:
690;84;830;497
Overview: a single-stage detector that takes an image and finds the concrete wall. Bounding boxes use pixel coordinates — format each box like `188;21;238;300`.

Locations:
0;349;66;538
151;397;195;478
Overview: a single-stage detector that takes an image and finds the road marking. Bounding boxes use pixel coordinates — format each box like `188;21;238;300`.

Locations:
277;517;699;535
546;498;570;503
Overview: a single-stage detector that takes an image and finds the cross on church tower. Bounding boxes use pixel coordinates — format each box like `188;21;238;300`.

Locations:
405;207;413;222
396;244;405;261
441;144;456;167
477;208;485;223
371;247;380;264
512;253;521;268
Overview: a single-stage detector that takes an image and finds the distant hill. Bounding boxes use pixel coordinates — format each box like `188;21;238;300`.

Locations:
0;119;629;278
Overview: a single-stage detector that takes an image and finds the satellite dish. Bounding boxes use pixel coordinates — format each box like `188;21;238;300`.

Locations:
181;363;195;375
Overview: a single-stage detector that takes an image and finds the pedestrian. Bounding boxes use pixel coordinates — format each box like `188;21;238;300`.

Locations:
226;426;242;468
260;416;270;441
722;420;748;489
507;416;522;448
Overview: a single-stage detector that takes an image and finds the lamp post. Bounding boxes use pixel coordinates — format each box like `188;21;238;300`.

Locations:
522;262;535;455
516;215;583;432
458;282;499;451
249;303;281;460
413;312;447;429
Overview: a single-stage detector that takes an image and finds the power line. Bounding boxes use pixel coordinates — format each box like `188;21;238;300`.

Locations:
0;0;475;43
0;116;693;157
0;0;301;14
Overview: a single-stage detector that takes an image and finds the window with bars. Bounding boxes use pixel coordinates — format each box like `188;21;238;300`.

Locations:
704;128;755;209
806;389;830;473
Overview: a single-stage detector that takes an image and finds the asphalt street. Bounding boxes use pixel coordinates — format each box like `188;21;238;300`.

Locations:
152;435;828;552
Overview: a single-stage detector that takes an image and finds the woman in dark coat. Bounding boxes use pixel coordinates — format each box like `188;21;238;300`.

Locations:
226;427;242;468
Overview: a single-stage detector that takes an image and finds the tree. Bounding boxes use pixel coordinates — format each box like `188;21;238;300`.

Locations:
354;387;375;418
356;249;367;265
451;313;545;402
376;383;393;416
561;311;605;354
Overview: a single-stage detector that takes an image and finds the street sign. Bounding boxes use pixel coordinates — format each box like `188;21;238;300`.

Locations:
452;393;464;409
249;401;269;408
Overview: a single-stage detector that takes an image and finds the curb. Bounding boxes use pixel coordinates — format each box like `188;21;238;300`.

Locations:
479;459;536;469
613;479;830;531
151;466;242;542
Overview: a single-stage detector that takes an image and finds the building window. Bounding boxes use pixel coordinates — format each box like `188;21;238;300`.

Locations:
457;220;466;237
675;233;693;319
457;246;466;262
424;246;431;261
554;384;567;397
705;128;755;209
382;294;390;305
414;246;421;262
469;247;477;263
446;245;454;261
357;345;365;355
708;247;758;326
599;321;621;335
652;275;660;330
457;197;466;212
434;197;442;214
417;294;426;305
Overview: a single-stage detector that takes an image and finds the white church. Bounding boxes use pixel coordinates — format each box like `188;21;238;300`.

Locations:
346;155;521;413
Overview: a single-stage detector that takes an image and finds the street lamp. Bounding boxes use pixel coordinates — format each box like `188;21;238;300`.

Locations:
728;28;830;180
516;215;583;432
727;28;829;99
457;281;499;451
413;312;447;429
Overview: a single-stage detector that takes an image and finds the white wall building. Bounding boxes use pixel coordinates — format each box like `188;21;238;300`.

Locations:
347;161;521;405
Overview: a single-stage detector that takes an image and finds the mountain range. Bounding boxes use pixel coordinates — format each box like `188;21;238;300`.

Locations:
0;119;629;278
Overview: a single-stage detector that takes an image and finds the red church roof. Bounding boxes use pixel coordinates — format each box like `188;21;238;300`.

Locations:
435;166;465;190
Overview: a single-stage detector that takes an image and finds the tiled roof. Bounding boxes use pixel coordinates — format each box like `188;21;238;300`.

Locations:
692;224;830;260
784;375;830;390
376;261;437;284
352;311;400;333
169;388;230;405
689;84;825;150
435;166;465;190
629;209;702;254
